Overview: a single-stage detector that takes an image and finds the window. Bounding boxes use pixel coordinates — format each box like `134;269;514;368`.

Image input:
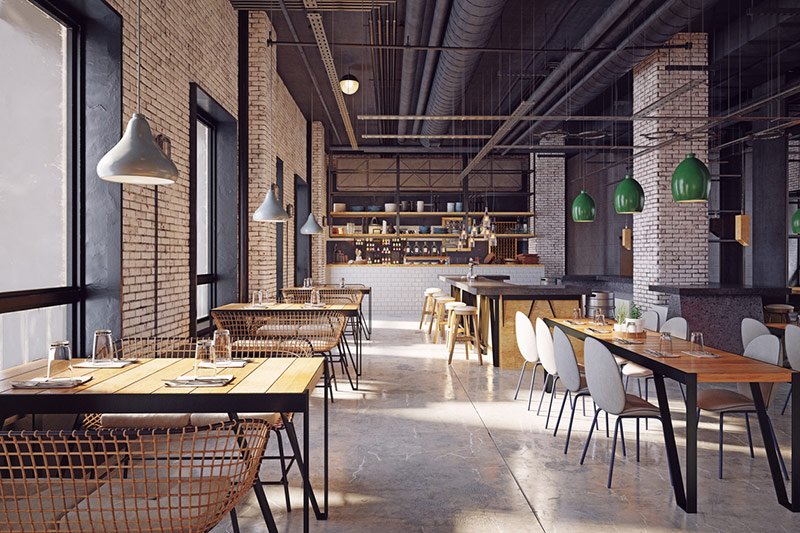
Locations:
0;0;77;365
196;117;215;329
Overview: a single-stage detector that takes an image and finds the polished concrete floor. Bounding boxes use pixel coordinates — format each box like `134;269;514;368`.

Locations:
213;318;800;532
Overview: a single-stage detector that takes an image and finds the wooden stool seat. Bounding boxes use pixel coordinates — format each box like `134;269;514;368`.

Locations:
419;289;443;330
446;306;482;365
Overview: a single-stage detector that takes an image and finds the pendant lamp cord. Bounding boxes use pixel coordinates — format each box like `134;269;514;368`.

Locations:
136;0;141;113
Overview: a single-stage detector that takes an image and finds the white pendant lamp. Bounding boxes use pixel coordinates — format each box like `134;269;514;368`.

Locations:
97;0;177;185
300;213;324;234
339;73;359;95
253;185;290;222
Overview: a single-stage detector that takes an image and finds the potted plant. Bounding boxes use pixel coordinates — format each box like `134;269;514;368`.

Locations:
625;303;644;333
614;304;628;332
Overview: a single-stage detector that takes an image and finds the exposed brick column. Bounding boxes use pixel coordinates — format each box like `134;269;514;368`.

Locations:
530;140;565;278
632;33;709;306
310;122;328;283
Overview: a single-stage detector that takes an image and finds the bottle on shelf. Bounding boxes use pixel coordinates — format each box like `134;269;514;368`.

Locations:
413;242;420;254
422;243;429;255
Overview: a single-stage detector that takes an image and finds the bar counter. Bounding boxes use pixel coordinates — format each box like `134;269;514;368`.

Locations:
439;275;589;368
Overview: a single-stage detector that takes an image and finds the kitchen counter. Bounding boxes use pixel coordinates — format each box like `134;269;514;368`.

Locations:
440;276;587;368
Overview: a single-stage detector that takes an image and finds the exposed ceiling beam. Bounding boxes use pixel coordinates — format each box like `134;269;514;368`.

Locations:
357;113;798;122
303;0;358;148
362;134;491;140
276;0;341;143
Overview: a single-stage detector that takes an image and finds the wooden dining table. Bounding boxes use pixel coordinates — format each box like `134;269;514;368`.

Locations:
0;356;329;533
214;301;365;387
545;317;799;514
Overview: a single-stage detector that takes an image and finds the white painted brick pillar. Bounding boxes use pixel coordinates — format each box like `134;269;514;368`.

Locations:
530;138;566;277
632;33;709;306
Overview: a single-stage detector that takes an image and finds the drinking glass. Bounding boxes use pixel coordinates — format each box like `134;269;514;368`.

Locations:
251;290;258;306
690;332;705;353
593;310;606;326
194;339;215;379
47;341;73;380
92;330;115;363
213;329;232;366
659;332;673;355
572;308;583;320
340;277;346;288
258;290;264;306
310;288;321;306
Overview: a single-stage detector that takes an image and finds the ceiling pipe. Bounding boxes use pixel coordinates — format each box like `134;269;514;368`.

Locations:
457;0;646;178
411;0;452;135
419;0;507;146
504;0;720;150
396;0;427;137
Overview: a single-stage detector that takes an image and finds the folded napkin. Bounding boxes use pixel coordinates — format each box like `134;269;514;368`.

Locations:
682;350;719;358
644;349;680;359
163;375;234;387
12;375;93;389
198;360;248;368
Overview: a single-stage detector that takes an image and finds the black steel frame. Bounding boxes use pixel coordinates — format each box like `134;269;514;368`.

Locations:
0;361;330;533
547;318;800;514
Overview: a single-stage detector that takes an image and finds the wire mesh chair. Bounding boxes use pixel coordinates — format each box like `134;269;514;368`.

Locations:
0;420;270;533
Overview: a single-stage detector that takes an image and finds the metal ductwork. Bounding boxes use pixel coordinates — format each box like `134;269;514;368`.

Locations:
506;0;719;148
396;0;427;137
419;0;507;146
411;0;452;135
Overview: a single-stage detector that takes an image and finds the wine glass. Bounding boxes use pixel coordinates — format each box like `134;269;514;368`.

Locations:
47;341;73;380
310;288;321;306
213;329;232;366
690;332;705;354
92;330;115;363
194;339;215;379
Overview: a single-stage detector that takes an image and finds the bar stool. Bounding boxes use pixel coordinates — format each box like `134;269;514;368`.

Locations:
419;288;442;330
429;294;456;338
764;303;793;324
447;306;482;365
434;300;465;343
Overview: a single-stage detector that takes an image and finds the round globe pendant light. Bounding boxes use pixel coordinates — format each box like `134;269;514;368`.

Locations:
613;174;645;214
671;153;710;203
97;0;177;186
300;213;324;234
340;74;359;95
792;209;800;234
572;190;596;222
253;185;290;222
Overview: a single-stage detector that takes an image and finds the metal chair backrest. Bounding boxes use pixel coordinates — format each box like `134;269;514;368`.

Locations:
514;312;538;363
583;337;626;415
661;317;688;340
785;324;800;371
534;318;557;376
0;420;270;533
642;310;660;331
553;326;581;392
118;336;313;359
741;318;770;352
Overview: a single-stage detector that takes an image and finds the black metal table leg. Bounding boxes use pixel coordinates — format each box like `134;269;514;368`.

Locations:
750;382;791;508
324;357;329;518
653;374;687;510
684;374;697;513
303;393;309;533
489;297;500;367
793;372;799;510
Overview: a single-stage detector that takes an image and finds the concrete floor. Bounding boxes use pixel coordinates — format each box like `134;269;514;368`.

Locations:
213;318;800;532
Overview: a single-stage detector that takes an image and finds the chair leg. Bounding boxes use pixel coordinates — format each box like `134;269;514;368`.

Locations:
428;304;437;335
536;373;548;415
252;480;279;533
782;388;792;415
527;364;539;411
636;419;640;462
644;378;650;430
230;508;240;533
275;430;292;512
744;413;755;458
419;296;427;329
462;316;471;360
605;412;610;438
718;413;724;479
619;418;627;457
447;316;457;364
625;375;629;391
514;361;528;400
553;389;571;436
581;409;601;465
472;315;483;365
545;378;559;429
564;394;579;454
608;417;622;488
679;383;687;404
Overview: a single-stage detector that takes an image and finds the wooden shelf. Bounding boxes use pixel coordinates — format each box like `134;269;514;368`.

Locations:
327;233;536;240
329;211;535;217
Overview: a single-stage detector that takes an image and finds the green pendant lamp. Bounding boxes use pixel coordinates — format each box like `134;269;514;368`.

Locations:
792;209;800;234
614;174;644;214
572;190;596;222
671;153;710;203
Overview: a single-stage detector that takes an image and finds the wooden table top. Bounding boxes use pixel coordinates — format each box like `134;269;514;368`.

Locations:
439;275;588;298
549;318;795;384
0;357;324;398
214;302;360;313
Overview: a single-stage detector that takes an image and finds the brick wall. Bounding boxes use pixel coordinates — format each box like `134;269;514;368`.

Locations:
111;0;238;336
247;12;307;297
530;141;566;277
632;33;709;306
311;121;328;283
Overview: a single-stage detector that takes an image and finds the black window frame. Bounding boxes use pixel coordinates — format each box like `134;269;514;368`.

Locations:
195;113;217;332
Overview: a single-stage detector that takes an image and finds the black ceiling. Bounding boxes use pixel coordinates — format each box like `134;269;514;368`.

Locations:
241;0;800;153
